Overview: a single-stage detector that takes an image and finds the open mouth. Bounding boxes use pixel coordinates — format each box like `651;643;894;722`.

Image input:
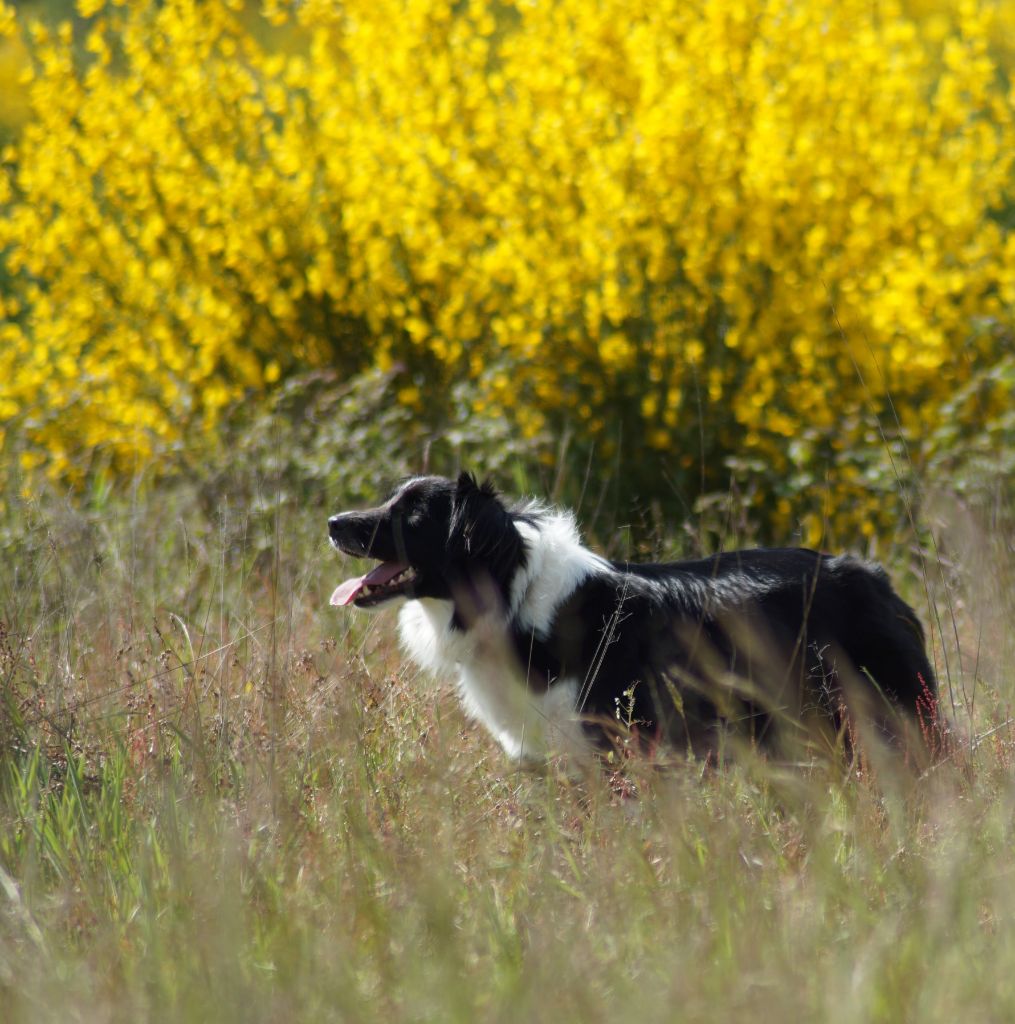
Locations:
330;561;419;608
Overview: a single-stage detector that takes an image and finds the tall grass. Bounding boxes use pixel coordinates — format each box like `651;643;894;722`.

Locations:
1;467;1014;1023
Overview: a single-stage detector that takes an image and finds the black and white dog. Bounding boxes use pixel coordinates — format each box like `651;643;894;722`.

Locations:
328;473;938;764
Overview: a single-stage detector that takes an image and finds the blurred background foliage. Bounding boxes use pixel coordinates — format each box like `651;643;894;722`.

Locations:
0;0;1012;548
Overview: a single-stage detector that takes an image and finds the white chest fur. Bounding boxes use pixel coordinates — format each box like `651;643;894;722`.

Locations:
396;511;607;764
398;598;587;763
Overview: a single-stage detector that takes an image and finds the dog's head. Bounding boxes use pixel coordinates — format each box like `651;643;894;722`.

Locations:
328;472;526;617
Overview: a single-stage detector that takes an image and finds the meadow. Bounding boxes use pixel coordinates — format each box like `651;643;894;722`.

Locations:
1;454;1014;1023
1;0;1015;1019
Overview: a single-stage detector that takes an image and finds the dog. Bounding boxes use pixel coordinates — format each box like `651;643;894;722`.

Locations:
328;473;938;765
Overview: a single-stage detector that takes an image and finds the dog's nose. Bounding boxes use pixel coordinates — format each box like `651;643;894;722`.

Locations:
329;512;372;555
328;514;347;542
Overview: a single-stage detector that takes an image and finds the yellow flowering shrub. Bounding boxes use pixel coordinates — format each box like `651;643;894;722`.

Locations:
0;0;1012;539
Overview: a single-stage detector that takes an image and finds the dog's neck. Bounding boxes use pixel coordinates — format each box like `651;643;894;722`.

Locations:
508;509;610;638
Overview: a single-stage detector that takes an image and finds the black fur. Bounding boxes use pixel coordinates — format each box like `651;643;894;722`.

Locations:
329;474;938;760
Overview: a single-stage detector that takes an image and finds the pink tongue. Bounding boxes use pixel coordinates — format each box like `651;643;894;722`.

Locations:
330;562;408;606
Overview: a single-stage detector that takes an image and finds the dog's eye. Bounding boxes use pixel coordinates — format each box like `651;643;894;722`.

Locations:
391;504;422;529
392;496;424;522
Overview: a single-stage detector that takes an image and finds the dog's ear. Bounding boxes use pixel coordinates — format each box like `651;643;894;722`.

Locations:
447;473;523;624
456;470;480;498
455;471;498;502
449;473;520;567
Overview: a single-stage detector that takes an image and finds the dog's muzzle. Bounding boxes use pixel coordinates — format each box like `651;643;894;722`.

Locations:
328;512;376;557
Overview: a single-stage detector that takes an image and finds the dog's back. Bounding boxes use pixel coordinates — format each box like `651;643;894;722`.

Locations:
511;547;936;758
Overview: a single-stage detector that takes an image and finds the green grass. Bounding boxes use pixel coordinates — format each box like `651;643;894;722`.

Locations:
1;471;1014;1023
